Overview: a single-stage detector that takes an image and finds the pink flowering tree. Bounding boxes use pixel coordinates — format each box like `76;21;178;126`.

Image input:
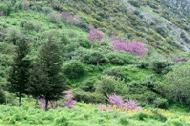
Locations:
106;94;142;111
64;90;76;108
88;25;104;43
107;94;124;107
111;38;148;56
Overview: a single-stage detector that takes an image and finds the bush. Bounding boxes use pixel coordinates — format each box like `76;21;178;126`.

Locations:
20;21;41;32
0;3;11;16
41;7;53;14
5;27;22;44
0;89;5;104
83;51;108;65
151;61;171;74
106;52;134;65
119;116;129;125
103;67;128;81
151;110;167;122
95;76;128;97
166;64;190;105
48;12;62;23
54;116;69;126
134;112;149;121
78;39;91;49
128;0;141;7
63;61;85;80
153;98;169;109
74;90;105;103
81;78;96;92
136;61;149;69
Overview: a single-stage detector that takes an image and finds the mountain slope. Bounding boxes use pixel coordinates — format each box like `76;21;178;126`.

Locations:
61;0;190;53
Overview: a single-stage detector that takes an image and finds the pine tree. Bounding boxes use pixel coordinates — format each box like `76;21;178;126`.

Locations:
8;37;30;106
29;37;65;111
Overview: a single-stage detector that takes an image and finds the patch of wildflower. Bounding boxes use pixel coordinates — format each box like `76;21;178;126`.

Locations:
64;90;76;108
111;38;148;56
88;25;104;42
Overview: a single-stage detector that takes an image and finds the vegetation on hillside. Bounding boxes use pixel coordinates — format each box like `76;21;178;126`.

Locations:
0;0;190;125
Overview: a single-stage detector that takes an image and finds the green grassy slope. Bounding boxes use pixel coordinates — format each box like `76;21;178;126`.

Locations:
0;1;190;125
0;104;190;126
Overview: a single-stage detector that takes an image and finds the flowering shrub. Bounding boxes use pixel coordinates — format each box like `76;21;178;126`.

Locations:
64;90;76;108
111;38;148;56
105;94;142;111
124;99;142;110
88;26;104;42
108;94;124;107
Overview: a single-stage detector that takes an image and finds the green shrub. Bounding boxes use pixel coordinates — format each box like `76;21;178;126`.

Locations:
95;76;128;96
153;98;169;109
133;112;149;121
5;27;22;44
166;64;190;105
63;60;85;80
0;3;11;16
151;61;171;74
55;116;69;126
50;0;62;11
81;78;96;92
78;39;91;49
41;6;53;14
151;110;167;122
20;21;41;32
48;12;62;23
120;116;129;125
106;52;134;65
128;0;141;7
103;67;128;81
0;89;5;104
74;90;105;103
136;61;149;69
169;119;184;126
83;51;108;65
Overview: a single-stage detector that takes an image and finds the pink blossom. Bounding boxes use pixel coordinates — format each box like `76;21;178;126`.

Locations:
88;26;104;42
106;94;142;111
107;94;124;107
64;90;76;108
111;38;148;56
124;99;142;110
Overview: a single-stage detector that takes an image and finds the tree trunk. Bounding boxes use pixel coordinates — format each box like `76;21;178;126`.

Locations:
19;92;22;106
44;99;48;111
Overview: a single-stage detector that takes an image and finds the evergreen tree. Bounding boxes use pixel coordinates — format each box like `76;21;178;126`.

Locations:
29;37;65;111
8;37;30;106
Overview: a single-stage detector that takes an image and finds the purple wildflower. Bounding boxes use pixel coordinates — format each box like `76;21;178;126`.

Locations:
88;25;104;42
108;94;124;107
124;99;142;110
64;90;76;108
111;38;148;56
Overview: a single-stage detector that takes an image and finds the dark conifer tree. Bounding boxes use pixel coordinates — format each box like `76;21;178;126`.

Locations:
8;37;30;106
29;36;65;111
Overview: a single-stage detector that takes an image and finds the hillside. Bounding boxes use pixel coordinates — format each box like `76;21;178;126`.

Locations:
0;0;190;126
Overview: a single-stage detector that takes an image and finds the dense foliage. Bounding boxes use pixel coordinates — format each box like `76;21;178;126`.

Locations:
0;0;190;125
